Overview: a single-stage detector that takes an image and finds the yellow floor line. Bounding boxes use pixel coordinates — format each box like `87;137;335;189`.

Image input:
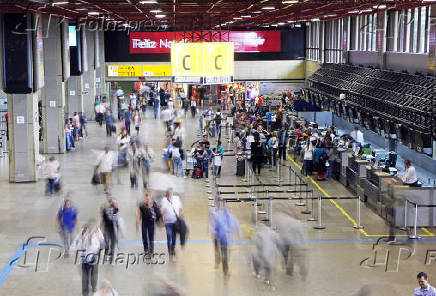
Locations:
421;227;435;236
286;154;435;238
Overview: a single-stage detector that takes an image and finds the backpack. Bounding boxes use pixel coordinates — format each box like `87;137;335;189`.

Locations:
215;113;222;125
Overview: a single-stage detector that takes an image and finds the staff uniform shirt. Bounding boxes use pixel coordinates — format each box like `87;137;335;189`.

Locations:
350;130;364;144
402;166;418;184
160;196;182;224
97;151;115;173
414;285;436;296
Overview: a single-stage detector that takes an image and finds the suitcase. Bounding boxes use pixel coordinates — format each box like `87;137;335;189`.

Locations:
192;167;201;179
236;159;245;176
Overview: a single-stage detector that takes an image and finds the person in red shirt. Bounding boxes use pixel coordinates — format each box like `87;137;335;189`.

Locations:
256;97;264;114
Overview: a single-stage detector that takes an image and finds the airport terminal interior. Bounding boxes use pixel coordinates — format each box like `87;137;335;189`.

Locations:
0;0;436;295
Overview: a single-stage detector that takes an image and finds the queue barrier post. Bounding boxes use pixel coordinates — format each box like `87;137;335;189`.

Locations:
400;199;408;231
314;196;326;229
307;192;317;221
269;191;274;227
242;158;248;182
353;196;364;229
408;203;421;240
295;174;306;207
301;190;312;215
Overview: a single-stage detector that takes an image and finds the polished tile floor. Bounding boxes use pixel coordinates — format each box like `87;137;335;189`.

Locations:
0;109;434;295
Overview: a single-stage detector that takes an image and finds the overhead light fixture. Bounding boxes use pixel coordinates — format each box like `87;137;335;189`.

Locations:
295;23;301;27
311;18;320;21
155;14;165;18
233;17;242;20
373;5;387;9
348;10;359;14
360;9;373;13
53;1;69;4
88;11;100;15
278;22;285;25
150;9;162;13
287;20;295;23
262;6;275;10
324;14;336;17
242;15;251;18
253;11;262;13
76;8;88;10
282;0;298;3
140;0;158;3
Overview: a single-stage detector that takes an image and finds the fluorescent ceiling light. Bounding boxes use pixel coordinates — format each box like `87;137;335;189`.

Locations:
76;8;87;10
287;20;295;23
324;14;336;17
282;0;298;3
373;5;386;9
262;6;275;10
53;1;69;4
150;9;162;13
253;11;262;13
155;14;165;18
311;18;320;21
233;17;242;20
88;11;99;15
242;15;251;18
277;22;285;25
140;0;158;3
348;10;359;13
360;9;372;13
295;23;301;27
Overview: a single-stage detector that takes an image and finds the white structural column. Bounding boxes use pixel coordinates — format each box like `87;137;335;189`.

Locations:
82;27;95;121
377;11;387;69
41;18;67;154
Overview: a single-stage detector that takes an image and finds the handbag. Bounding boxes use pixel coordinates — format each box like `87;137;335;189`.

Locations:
91;169;101;185
170;201;188;246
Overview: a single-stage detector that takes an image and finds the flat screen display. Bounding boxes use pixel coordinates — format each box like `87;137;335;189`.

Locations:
129;31;281;54
68;25;77;47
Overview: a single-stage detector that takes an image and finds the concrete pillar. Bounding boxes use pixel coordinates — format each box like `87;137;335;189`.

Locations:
82;27;95;121
319;21;325;64
8;93;39;182
95;31;106;97
342;16;350;64
41;17;66;154
430;5;436;159
376;11;387;69
66;75;83;118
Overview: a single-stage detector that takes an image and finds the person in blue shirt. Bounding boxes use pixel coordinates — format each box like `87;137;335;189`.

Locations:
56;196;78;256
415;272;436;296
211;203;242;276
124;107;133;135
104;109;114;137
312;141;328;180
277;126;288;165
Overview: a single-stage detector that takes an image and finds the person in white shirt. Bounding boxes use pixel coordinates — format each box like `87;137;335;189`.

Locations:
168;98;174;110
162;107;173;129
45;156;60;196
401;160;419;187
139;142;154;189
96;146;115;192
95;104;106;127
190;98;197;118
70;218;104;296
303;138;314;176
170;143;183;177
160;188;183;257
174;121;184;145
212;148;222;177
350;126;364;153
204;107;213;135
414;272;436;296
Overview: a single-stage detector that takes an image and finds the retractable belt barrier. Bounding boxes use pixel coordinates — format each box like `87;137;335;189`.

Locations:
401;199;436;239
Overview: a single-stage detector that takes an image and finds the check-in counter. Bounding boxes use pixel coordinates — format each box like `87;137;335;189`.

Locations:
346;155;368;193
336;148;353;186
387;184;436;227
360;168;394;210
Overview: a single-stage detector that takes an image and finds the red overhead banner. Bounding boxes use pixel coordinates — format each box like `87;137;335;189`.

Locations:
130;31;281;54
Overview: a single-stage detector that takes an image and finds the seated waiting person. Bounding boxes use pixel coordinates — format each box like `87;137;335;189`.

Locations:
400;160;420;187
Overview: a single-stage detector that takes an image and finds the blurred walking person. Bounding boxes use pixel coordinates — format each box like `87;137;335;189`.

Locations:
104;109;114;137
70;219;104;296
127;141;141;189
136;191;161;254
45;156;60;196
160;188;184;259
140;142;154;189
212;203;241;275
252;224;280;285
96;146;115;193
94;279;119;296
275;211;308;280
56;195;78;256
100;196;120;258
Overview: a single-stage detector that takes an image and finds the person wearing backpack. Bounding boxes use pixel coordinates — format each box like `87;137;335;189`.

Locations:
56;196;78;256
171;141;184;177
136;191;161;254
214;108;223;140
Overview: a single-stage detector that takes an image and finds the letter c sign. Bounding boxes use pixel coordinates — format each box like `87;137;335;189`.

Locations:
215;55;222;70
183;55;191;70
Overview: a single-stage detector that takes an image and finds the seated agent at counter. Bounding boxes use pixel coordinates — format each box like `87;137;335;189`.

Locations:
399;160;420;187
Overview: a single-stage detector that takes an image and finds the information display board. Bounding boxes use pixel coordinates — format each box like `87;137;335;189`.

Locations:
171;42;234;84
107;65;171;77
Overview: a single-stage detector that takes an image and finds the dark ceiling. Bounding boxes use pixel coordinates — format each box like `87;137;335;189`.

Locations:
0;0;433;30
